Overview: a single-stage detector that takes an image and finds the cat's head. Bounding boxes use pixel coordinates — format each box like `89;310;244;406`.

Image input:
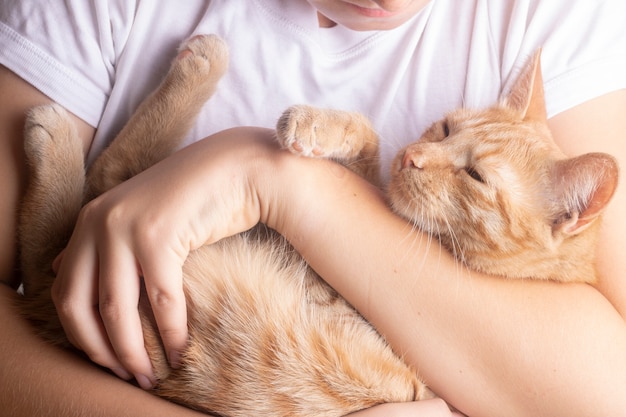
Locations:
388;51;619;282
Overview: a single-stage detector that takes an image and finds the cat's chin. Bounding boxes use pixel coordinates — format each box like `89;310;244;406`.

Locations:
388;169;429;224
388;195;431;235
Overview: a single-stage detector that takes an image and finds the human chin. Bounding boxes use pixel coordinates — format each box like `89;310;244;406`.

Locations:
314;1;420;31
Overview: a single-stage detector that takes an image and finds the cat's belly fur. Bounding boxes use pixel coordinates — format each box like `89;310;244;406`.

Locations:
141;228;427;417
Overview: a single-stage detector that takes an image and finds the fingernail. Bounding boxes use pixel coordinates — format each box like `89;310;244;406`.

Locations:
111;367;133;380
135;374;156;390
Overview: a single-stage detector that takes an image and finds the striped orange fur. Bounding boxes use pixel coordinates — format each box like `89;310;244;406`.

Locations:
17;36;617;417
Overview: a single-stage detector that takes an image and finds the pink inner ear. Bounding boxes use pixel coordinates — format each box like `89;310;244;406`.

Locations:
553;153;619;235
504;49;548;124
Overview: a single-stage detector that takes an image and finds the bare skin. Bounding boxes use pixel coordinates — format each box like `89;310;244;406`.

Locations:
548;91;626;320
51;91;626;416
2;0;625;415
0;62;458;417
0;65;206;417
3;72;626;417
309;0;431;30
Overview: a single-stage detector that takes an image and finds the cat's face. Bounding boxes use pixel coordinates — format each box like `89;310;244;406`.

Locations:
387;105;558;276
386;51;618;281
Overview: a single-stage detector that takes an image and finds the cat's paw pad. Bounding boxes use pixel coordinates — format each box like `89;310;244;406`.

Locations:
24;104;78;163
172;34;229;84
276;105;366;160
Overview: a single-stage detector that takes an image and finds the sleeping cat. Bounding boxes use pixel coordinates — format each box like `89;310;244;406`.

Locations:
17;34;618;417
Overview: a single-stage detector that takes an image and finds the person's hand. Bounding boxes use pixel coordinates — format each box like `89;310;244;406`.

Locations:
347;399;465;417
52;127;279;388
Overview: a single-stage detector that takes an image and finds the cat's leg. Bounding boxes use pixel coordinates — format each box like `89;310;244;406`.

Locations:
276;105;381;186
86;34;229;198
17;104;85;344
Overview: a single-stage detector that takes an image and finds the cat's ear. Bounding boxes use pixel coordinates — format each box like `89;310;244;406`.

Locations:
551;153;619;236
503;49;547;123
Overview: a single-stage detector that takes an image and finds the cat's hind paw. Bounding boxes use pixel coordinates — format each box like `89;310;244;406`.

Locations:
170;34;229;92
24;104;81;166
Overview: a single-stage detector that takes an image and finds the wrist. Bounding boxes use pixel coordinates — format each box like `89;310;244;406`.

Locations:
253;144;300;234
254;147;325;239
255;147;386;249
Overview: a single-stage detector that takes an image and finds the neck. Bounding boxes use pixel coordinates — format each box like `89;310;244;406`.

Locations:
317;12;337;28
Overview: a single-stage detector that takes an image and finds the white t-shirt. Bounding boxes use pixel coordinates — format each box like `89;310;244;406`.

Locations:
1;0;625;181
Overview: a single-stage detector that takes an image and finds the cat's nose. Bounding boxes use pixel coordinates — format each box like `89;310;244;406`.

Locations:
401;147;425;169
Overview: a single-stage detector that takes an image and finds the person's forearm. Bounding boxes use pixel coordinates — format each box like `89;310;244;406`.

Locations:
0;285;206;417
263;155;626;417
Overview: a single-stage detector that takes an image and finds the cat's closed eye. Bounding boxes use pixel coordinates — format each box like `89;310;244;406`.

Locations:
464;167;484;183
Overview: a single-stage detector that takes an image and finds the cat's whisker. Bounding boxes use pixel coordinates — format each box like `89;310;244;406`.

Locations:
18;46;617;416
383;132;408;151
440;215;471;279
398;200;443;280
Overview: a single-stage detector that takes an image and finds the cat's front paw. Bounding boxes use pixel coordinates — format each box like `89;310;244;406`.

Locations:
170;34;229;92
276;105;368;160
24;104;80;166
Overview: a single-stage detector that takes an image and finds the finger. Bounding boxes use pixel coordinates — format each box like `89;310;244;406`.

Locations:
98;243;156;388
140;250;188;370
64;304;135;381
52;240;125;375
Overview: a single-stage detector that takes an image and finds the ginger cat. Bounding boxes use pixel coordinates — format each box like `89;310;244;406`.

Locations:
17;35;618;417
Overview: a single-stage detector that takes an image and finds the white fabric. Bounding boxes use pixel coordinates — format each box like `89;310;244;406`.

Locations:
1;0;625;181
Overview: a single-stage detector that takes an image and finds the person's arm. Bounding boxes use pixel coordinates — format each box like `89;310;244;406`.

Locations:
51;88;626;416
0;65;207;417
0;286;215;417
287;93;626;417
256;91;626;416
267;91;626;416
